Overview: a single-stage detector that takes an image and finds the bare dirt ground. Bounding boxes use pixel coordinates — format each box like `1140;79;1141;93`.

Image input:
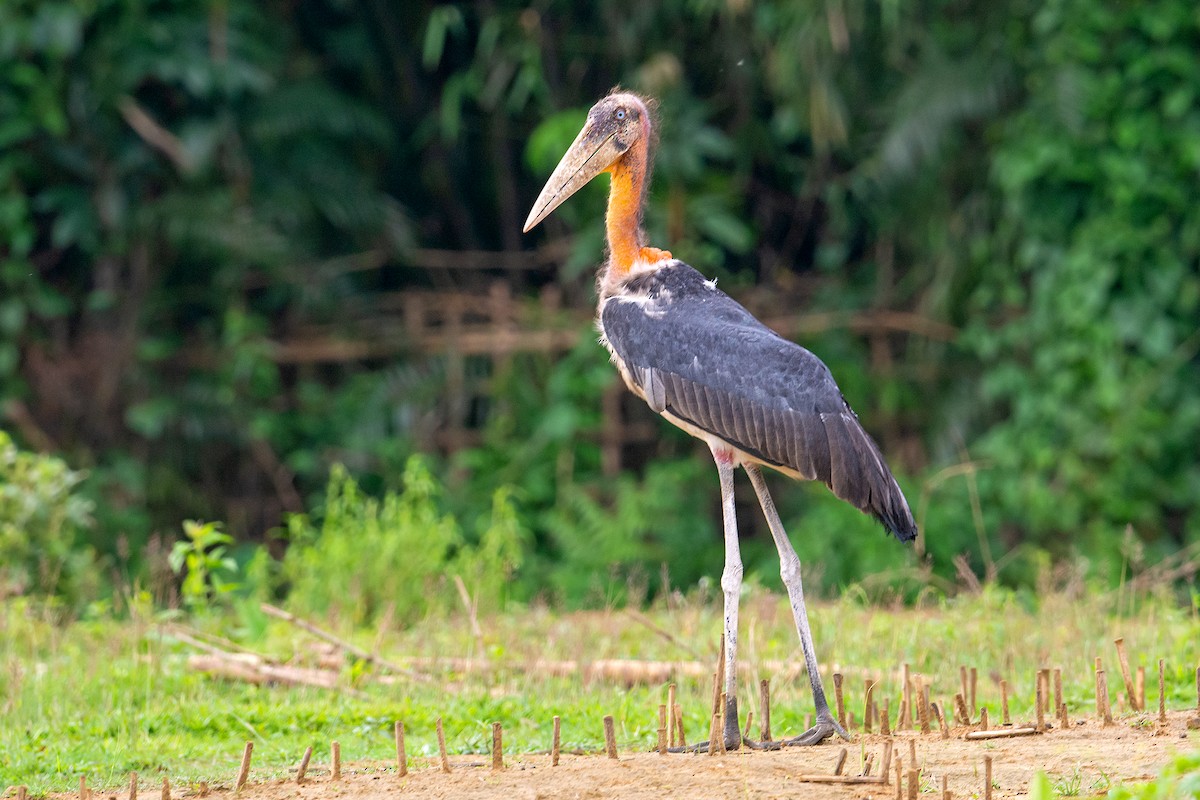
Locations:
205;712;1198;800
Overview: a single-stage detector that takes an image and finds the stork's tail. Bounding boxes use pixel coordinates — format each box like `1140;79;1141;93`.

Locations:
822;411;917;543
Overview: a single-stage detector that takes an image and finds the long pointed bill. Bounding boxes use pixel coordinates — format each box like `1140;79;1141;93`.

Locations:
522;122;626;233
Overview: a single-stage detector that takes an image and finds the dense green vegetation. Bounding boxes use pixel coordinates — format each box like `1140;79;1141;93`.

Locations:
1;0;1198;610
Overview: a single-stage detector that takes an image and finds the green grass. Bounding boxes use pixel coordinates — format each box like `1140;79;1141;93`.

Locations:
2;584;1199;794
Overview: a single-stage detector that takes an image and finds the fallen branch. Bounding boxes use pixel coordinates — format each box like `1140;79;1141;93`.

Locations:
260;603;431;683
964;727;1038;740
188;653;355;694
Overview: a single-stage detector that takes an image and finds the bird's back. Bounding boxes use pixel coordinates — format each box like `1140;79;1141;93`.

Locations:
600;261;916;542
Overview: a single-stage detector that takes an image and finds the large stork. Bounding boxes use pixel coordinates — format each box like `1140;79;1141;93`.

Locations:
523;91;917;749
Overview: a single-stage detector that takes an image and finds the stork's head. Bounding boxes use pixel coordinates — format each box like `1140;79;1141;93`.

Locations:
523;92;652;232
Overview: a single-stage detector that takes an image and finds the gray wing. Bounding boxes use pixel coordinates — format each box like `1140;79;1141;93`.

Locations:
601;264;915;541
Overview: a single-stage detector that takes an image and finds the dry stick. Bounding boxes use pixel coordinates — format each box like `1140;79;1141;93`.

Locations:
658;704;668;754
864;680;875;734
743;710;754;740
894;758;904;800
437;718;451;773
833;747;848;776
453;574;486;657
667;683;678;747
880;698;892;735
959;666;969;713
1040;668;1052;715
964;727;1038;740
902;664;913;730
395;721;407;777
717;691;729;754
1035;672;1046;733
1053;668;1063;715
17;788;26;800
551;715;562;766
834;673;847;729
707;712;720;756
917;682;931;734
492;722;504;771
161;778;169;800
969;667;978;718
130;772;138;800
942;775;949;800
1114;637;1140;711
907;767;920;800
236;741;253;792
1095;658;1105;719
331;741;341;781
759;679;772;742
1137;666;1146;713
604;715;618;759
896;699;908;732
1060;698;1070;728
1196;666;1200;711
259;603;429;683
984;754;993;800
865;752;875;776
908;739;917;772
880;739;894;780
198;783;207;798
297;746;313;784
1000;680;1011;725
79;776;88;800
1158;659;1167;723
979;707;989;730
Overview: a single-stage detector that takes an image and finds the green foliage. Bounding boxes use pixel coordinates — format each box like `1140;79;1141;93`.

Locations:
280;457;527;626
0;430;96;604
1105;751;1200;800
168;520;238;612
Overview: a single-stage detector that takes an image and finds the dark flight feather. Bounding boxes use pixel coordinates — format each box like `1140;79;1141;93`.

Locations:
601;261;916;542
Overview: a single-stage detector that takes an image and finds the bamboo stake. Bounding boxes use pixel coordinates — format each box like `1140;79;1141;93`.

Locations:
331;741;341;781
1040;668;1051;714
1114;638;1139;711
297;746;313;784
917;681;931;734
881;739;894;779
984;755;993;800
834;673;847;729
658;704;668;754
969;667;978;718
908;739;917;771
395;721;407;777
491;722;504;770
130;772;138;800
881;698;891;735
236;741;253;792
979;707;989;730
1000;680;1010;725
707;712;720;756
80;776;88;800
759;679;771;742
865;752;875;776
674;704;688;747
161;778;169;800
942;775;949;800
1095;657;1105;718
1158;659;1167;723
834;747;848;775
717;692;728;754
668;683;677;747
894;759;904;800
864;680;875;734
604;715;618;759
437;718;451;773
959;666;969;712
907;768;919;800
902;664;912;729
743;710;754;740
1053;668;1063;715
17;788;27;800
1035;672;1046;733
954;693;971;726
552;715;561;766
1097;670;1113;726
1060;698;1070;728
198;783;207;797
1137;666;1145;712
932;701;949;739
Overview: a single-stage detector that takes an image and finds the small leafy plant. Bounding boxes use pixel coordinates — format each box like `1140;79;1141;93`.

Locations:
169;520;239;612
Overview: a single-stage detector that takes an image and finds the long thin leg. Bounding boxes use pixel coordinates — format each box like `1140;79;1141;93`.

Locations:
744;463;849;746
669;447;743;753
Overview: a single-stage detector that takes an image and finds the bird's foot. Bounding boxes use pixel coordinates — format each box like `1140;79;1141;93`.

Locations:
742;712;850;750
666;695;743;754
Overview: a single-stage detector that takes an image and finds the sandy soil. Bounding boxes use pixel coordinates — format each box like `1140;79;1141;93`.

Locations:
200;712;1198;800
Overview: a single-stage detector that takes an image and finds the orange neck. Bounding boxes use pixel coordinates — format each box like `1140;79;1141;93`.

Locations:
604;137;649;275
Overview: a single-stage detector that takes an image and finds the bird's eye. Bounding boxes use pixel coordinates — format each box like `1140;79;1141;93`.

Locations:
616;108;626;120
